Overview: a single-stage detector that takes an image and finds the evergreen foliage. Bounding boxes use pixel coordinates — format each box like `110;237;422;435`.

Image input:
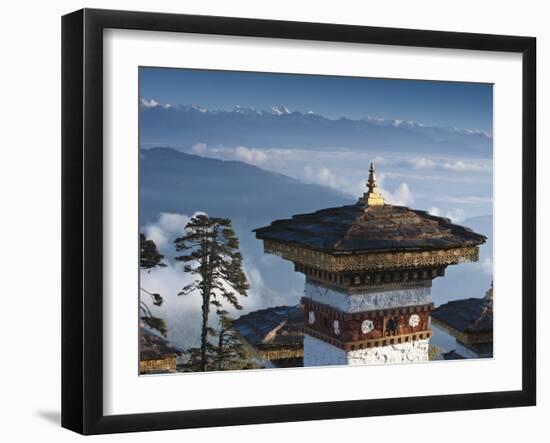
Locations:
213;313;260;371
139;233;168;337
140;233;167;270
174;215;250;371
179;315;259;372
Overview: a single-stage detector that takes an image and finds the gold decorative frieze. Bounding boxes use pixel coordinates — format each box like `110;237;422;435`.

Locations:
263;239;479;272
297;261;441;290
139;357;177;374
260;348;304;360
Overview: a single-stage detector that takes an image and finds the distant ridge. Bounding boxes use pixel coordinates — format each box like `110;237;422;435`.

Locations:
140;103;492;157
140;147;352;225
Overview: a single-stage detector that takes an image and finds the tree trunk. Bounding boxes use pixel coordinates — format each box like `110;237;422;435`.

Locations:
200;297;209;371
199;235;210;372
217;329;224;371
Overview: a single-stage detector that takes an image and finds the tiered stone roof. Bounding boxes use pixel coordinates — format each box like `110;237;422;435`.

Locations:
255;203;486;253
431;285;494;334
232;305;303;364
140;327;182;361
255;162;486;255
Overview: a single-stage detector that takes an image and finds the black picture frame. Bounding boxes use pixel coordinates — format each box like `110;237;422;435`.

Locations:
61;8;536;435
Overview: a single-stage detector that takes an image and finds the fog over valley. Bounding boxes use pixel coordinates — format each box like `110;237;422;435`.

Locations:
139;144;493;350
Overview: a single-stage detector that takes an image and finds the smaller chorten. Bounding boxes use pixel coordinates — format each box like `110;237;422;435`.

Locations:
232;305;304;368
139;326;182;374
431;282;494;358
360;162;385;207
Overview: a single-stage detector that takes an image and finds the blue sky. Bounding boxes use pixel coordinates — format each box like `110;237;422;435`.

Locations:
140;67;493;133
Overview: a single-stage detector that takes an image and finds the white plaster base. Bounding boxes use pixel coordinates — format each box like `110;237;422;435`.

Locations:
303;335;430;367
303;335;348;367
347;338;430;365
304;279;431;313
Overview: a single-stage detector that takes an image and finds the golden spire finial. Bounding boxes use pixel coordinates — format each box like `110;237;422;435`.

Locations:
367;162;377;193
360;161;385;207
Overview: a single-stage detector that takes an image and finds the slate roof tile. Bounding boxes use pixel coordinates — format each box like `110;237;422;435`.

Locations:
255;203;486;253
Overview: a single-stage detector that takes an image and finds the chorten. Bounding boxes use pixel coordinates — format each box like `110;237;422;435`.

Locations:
431;282;494;358
254;163;486;366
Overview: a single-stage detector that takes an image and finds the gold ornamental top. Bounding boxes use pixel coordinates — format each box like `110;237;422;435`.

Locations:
360;162;385;207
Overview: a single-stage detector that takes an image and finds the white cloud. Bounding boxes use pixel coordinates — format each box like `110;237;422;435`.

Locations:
234;146;268;165
427;206;466;223
302;165;366;196
143;212;205;250
372;155;388;165
141;211;271;350
184;147;490;217
381;182;414;206
244;263;264;293
303;165;340;189
141;260;202;349
191;143;210;156
409;157;437;170
302;165;415;206
403;157;489;174
428;207;441;216
464;129;492;138
141;256;274;350
442;160;488;173
143;224;170;251
375;173;414;206
189;143;293;167
481;257;493;275
445;195;493;205
445;208;466;223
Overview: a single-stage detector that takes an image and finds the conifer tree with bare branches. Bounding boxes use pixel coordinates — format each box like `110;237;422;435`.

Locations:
174;215;249;371
139;233;167;336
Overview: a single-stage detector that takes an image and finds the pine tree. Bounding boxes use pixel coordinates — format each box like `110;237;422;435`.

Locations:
213;313;259;371
139;233;168;337
180;342;217;372
180;314;259;372
174;215;249;372
140;233;167;270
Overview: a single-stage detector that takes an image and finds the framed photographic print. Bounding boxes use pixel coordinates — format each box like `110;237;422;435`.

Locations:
61;8;536;435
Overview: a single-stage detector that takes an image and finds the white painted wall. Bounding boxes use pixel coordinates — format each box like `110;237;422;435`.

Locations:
0;1;546;442
305;279;431;312
348;339;430;365
303;335;349;366
304;335;429;366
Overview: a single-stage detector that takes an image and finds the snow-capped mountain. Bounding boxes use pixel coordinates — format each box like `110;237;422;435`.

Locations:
364;116;424;129
139;100;492;157
141;98;160;108
270;105;291;115
232;105;261;115
364;116;492;138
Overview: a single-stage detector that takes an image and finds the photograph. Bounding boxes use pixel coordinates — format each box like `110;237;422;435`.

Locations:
138;67;494;374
